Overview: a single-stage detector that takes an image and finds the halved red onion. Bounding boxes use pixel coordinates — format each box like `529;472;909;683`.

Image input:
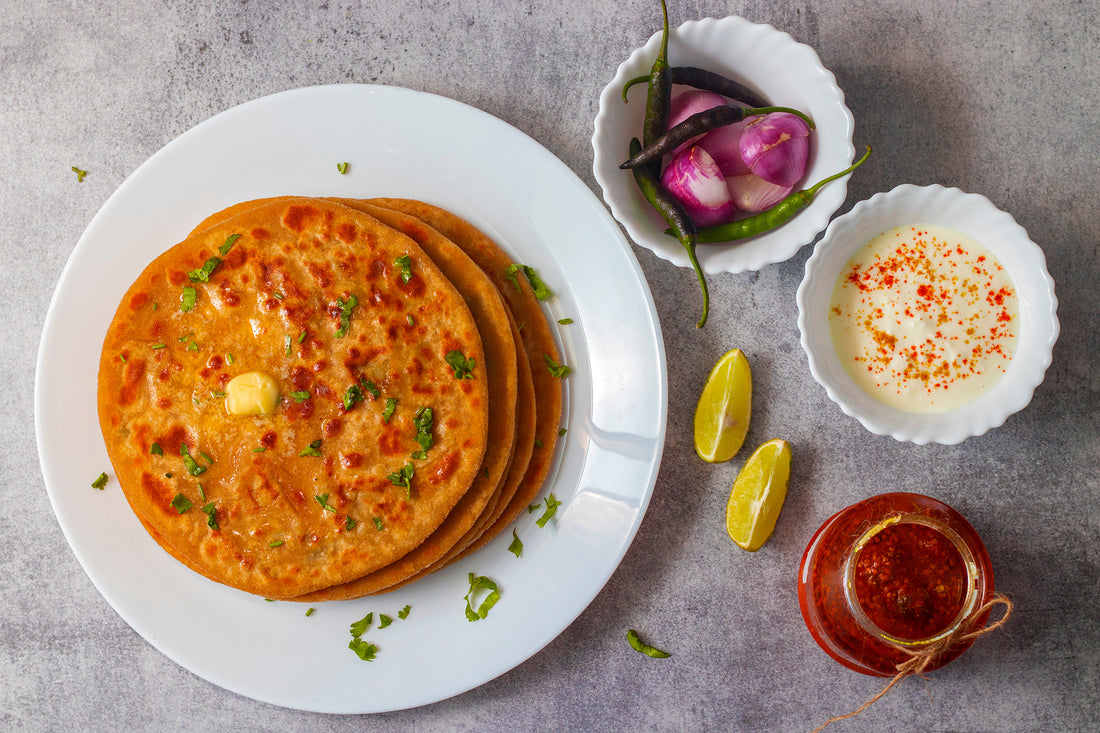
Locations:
739;112;810;187
696;118;752;176
661;146;738;227
667;89;728;156
726;173;793;213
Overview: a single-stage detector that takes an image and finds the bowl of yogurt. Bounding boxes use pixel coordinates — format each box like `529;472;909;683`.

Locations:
797;184;1058;444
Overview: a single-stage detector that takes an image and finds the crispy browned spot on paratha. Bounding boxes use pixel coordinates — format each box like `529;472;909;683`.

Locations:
367;200;564;558
98;198;488;599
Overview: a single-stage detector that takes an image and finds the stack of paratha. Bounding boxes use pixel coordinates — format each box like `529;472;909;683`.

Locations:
97;197;563;600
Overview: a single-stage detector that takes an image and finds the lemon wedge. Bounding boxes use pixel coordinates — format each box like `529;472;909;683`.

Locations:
693;348;752;463
725;439;792;551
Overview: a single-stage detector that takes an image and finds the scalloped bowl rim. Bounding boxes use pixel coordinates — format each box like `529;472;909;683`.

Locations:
593;15;855;275
796;183;1059;444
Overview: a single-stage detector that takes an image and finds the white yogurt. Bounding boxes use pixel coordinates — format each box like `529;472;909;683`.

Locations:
829;224;1018;413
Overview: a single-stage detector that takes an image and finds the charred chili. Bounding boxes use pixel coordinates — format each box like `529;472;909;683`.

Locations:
622;66;770;109
620;104;815;169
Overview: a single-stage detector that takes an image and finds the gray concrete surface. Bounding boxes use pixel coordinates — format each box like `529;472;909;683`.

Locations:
3;1;1098;731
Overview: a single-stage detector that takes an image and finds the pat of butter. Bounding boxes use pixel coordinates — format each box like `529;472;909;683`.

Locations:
225;371;280;416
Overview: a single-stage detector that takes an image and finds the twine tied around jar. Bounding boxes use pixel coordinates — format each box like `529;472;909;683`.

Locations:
811;593;1013;733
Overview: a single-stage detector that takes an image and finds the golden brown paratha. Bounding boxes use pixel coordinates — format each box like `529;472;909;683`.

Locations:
98;197;489;599
367;200;564;560
187;197;529;600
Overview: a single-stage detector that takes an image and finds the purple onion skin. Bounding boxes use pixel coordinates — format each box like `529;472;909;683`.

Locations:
739;112;810;187
696;119;751;176
667;90;728;156
661;146;738;227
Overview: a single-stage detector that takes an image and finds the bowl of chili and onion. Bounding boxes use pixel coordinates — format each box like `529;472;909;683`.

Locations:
796;184;1059;445
592;15;855;274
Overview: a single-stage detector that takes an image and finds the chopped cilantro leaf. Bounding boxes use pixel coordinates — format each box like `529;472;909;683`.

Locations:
299;439;322;457
382;397;397;423
180;286;197;312
398;605;411;619
413;407;434;456
387;462;414;497
170;493;193;514
200;502;218;529
508;529;523;557
394;254;412;284
150;442;163;456
291;390;311;403
345;516;357;531
373;517;384;531
543;353;571;378
464;573;500;622
503;263;522;291
314;494;336;512
185;340;198;352
343;383;364;411
218;233;241;256
361;379;380;398
535;493;561;528
187;256;222;283
91;472;108;490
334;294;358;338
180;444;207;476
445;350;476;379
378;614;393;629
627;629;671;658
350;612;373;638
348;638;377;661
521;265;553;300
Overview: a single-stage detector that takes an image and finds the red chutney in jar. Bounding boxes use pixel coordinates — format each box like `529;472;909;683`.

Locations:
797;493;993;676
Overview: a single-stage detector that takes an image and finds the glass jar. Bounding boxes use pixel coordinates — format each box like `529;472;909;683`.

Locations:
797;492;994;676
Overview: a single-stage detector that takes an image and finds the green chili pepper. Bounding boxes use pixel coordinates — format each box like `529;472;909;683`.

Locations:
630;137;709;328
688;146;872;244
621;104;815;170
621;66;771;109
642;0;673;152
629;0;709;328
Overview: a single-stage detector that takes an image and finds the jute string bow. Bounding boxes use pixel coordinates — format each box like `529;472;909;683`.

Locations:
811;594;1013;732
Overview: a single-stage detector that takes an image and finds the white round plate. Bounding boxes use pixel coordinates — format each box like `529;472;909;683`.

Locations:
593;16;855;274
35;84;667;712
797;184;1058;444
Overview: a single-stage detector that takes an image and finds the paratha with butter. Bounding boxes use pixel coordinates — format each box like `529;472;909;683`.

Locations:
188;197;526;600
98;198;489;599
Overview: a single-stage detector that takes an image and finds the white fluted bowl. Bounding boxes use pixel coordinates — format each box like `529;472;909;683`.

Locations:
593;15;855;274
797;184;1059;444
